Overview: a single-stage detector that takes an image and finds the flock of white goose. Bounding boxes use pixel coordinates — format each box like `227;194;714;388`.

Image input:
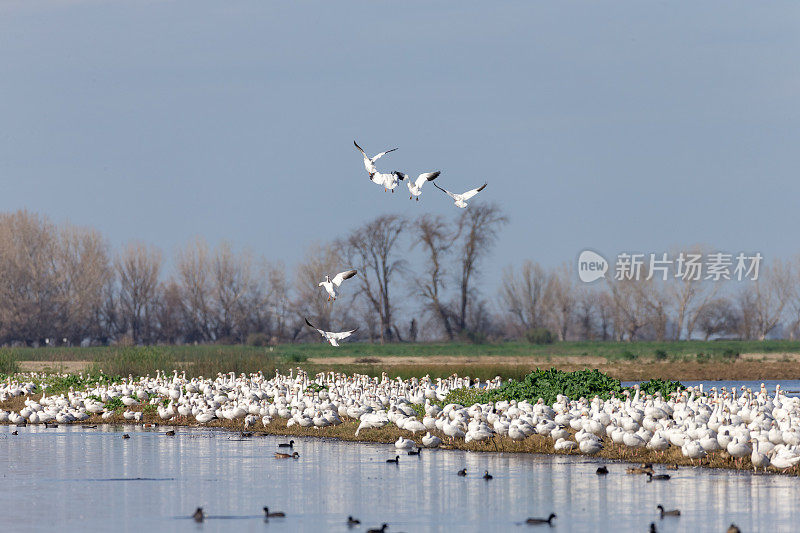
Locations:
3;370;800;472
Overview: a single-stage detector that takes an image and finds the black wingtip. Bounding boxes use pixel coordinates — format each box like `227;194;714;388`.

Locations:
304;317;316;329
477;183;487;192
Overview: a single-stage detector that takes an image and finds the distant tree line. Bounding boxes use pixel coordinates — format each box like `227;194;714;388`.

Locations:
0;209;796;346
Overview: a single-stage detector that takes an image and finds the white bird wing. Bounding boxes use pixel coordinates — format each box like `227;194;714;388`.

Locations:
332;328;358;340
371;147;398;161
415;171;440;188
460;183;487;200
433;182;458;200
331;269;357;286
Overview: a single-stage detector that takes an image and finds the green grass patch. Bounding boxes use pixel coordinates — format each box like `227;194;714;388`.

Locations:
4;339;798;363
0;349;19;374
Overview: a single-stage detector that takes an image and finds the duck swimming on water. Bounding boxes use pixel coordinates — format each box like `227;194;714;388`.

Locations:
657;505;680;517
525;513;557;525
386;455;399;464
457;468;467;476
278;440;294;448
193;508;204;522
275;451;299;459
263;507;285;518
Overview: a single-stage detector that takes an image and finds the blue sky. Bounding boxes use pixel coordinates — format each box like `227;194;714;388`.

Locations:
1;0;798;281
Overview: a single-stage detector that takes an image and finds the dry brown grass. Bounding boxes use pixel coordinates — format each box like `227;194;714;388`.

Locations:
2;393;796;476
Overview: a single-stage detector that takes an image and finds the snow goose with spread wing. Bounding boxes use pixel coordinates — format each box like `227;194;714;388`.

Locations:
392;171;440;201
319;269;357;301
305;318;358;347
433;182;487;208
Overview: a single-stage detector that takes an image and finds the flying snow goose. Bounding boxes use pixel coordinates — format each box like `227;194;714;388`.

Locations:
433;182;487;208
354;140;398;176
392;171;440;201
319;269;357;301
304;318;358;347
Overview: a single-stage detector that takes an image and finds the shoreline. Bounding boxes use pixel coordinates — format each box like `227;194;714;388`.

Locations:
2;398;795;477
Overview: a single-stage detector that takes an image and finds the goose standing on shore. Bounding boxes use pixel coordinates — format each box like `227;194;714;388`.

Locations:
433;182;487;208
318;270;357;301
304;318;358;347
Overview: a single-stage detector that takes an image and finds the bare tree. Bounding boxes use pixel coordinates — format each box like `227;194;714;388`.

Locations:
544;263;575;341
744;259;792;340
156;280;184;344
665;248;719;340
607;278;651;341
55;225;112;344
453;204;508;333
210;242;255;342
345;214;406;342
0;211;62;345
116;242;162;344
499;260;549;335
413;214;455;339
575;286;598;340
175;238;213;342
696;297;736;340
595;291;614;341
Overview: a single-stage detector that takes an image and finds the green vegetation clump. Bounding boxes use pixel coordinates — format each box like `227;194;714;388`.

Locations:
440;368;684;407
0;349;19;374
654;349;668;361
637;378;684;398
525;328;554;345
306;383;327;393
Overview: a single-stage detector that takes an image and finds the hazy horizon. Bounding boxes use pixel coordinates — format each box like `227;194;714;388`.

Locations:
1;0;798;282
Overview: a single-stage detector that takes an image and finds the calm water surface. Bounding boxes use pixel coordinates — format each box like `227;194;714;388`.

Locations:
2;424;798;533
622;379;800;397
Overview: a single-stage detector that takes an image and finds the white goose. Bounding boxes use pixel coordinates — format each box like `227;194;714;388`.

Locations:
318;269;357;301
421;432;442;448
433;182;487;208
750;439;770;472
354;140;397;176
392;171;440;201
304;318;358;347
